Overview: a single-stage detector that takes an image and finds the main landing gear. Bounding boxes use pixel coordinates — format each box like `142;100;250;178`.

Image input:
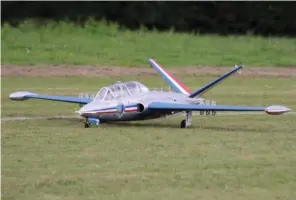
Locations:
180;111;192;128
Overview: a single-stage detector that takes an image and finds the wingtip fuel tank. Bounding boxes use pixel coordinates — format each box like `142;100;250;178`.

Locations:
264;105;292;115
9;91;38;101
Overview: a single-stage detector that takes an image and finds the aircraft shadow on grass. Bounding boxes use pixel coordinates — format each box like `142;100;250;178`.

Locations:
45;118;269;133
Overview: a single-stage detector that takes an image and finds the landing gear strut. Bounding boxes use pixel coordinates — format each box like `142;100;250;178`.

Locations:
180;111;192;128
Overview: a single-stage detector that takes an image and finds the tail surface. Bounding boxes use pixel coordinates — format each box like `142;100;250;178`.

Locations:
188;65;244;98
149;58;244;98
148;58;192;95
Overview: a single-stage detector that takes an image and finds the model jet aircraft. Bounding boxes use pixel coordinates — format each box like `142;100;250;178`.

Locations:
9;59;291;128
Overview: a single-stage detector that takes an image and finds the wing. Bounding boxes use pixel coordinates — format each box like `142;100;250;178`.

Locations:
9;91;92;104
147;102;291;115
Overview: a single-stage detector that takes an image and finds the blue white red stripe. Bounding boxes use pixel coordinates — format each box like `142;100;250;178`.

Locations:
124;105;138;113
148;59;192;95
86;107;117;114
84;104;138;115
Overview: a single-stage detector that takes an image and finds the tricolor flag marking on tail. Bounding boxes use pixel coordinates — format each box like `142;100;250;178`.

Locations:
148;59;191;95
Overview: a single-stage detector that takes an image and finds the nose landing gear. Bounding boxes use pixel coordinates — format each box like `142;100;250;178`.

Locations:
84;118;100;128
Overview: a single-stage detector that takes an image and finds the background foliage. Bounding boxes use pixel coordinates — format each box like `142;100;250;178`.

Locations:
2;1;296;36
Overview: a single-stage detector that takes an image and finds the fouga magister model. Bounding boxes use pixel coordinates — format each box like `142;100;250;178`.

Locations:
9;59;291;128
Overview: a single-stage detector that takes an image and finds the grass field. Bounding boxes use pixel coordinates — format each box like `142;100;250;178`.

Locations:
2;19;296;200
2;75;296;200
2;20;296;67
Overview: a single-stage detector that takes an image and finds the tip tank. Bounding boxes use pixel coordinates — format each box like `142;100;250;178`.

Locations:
264;105;291;115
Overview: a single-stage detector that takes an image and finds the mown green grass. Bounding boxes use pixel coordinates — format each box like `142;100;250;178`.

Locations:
2;76;296;200
2;116;296;200
2;20;296;67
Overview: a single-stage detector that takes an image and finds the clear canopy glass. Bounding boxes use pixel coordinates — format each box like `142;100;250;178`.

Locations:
94;81;150;101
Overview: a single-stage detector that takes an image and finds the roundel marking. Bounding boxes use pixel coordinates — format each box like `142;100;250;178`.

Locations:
116;103;125;118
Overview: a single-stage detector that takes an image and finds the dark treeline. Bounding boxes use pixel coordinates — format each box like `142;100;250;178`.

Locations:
2;1;296;36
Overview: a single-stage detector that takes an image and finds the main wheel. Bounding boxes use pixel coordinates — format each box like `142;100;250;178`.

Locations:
180;119;187;128
84;122;90;128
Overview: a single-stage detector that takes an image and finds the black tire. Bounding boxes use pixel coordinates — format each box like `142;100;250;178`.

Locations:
180;119;187;128
84;122;90;128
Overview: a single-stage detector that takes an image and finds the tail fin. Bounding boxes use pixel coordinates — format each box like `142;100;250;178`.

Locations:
189;65;244;98
148;59;192;95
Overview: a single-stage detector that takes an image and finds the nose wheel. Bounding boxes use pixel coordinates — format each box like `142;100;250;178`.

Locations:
84;118;101;128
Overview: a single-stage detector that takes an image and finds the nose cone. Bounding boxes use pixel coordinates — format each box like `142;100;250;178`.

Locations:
75;110;83;115
76;102;113;117
76;103;97;117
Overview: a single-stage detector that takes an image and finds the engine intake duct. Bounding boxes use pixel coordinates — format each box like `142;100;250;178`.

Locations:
137;103;145;113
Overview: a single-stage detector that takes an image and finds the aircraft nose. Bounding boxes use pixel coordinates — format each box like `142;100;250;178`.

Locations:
76;102;108;117
75;107;85;116
76;104;94;116
76;102;111;117
75;110;83;115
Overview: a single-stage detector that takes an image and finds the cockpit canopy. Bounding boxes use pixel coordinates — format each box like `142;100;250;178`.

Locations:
94;81;150;101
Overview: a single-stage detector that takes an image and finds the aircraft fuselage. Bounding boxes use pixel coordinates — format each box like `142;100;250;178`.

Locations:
78;91;203;122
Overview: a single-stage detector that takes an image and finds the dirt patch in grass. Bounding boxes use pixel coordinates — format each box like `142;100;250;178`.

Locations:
1;64;296;78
